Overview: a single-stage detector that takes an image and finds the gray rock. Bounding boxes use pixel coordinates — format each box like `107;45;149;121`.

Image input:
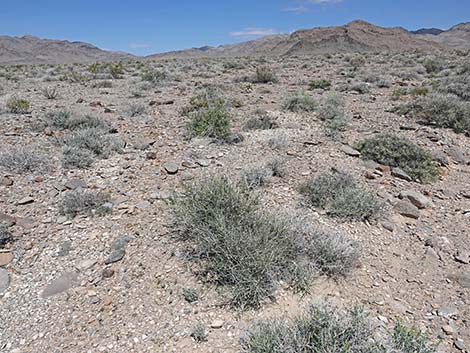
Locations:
163;162;179;175
457;272;470;288
394;200;420;219
455;250;470;264
455;340;466;351
0;269;10;294
447;147;466;164
41;272;78;298
196;159;210;167
391;167;412;182
382;222;395;232
431;150;449;166
105;235;131;264
17;197;34;205
135;201;151;209
399;190;431;209
0;212;16;226
64;179;87;190
341;145;361;157
437;307;459;317
57;240;72;257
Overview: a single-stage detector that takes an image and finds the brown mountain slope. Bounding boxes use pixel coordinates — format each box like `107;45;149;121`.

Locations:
416;22;470;49
0;35;134;65
148;20;446;59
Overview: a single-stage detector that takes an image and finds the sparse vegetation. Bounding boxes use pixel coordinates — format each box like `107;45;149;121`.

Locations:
309;79;331;90
300;172;380;221
244;109;277;130
392;320;438;353
6;97;30;114
251;66;278;84
283;92;317;112
188;101;231;139
356;134;439;183
182;287;199;303
44;111;109;131
191;323;208;342
0;146;50;174
42;86;58;99
60;190;112;218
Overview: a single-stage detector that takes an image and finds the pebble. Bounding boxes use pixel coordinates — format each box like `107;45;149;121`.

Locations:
41;272;78;298
210;320;224;329
437;307;459;317
391;167;412;182
455;339;466;351
17;197;34;205
163;162;179;174
442;325;455;335
0;268;10;293
341;145;361;157
454;250;470;264
399;190;431;209
0;252;14;266
394;200;420;219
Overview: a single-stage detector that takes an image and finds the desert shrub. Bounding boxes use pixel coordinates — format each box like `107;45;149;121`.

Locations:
183;86;225;115
6;97;30;114
267;133;289;150
410;93;470;135
300;172;380;221
438;74;470;101
0;224;12;248
356;134;439;183
392;320;437;353
252;66;277;84
241;158;285;188
109;62;123;79
42;86;58;99
0;147;50;174
283;92;317;112
241;304;383;353
423;57;444;74
127;103;146;117
60;190;112;218
93;80;113;88
141;69;166;84
182;287;199;303
191;323;208;342
244;110;277;130
61;127;123;168
318;94;350;134
309;79;331;90
188;101;231;139
177;178;333;308
350;82;370;94
44;111;108;131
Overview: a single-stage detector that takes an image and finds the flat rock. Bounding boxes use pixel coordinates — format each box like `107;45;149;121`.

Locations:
64;179;87;190
0;213;16;226
455;250;470;264
0;269;10;293
394;200;420;219
17;197;34;205
391;167;412;182
0;252;14;266
341;145;361;157
1;176;13;186
105;235;131;264
163;162;179;174
437;307;459;317
41;272;79;298
399;190;431;209
210;319;224;329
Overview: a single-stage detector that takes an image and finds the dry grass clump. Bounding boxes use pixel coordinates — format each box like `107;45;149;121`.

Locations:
60;190;112;218
0;146;50;174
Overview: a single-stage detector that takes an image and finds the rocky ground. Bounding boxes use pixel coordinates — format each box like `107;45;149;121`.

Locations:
0;53;469;353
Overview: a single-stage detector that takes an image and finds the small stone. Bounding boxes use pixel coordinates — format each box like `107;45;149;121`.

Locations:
382;222;395;232
341;145;361;157
365;171;377;180
41;272;78;298
196;159;210;167
57;240;72;257
17;197;34;205
102;295;113;306
447;147;466;164
210;320;224;329
442;325;455;335
455;340;466;351
102;268;115;278
399;190;431;209
391;167;412;182
1;176;13;186
0;213;16;226
163;162;179;175
0;252;13;266
394;200;420;219
105;249;125;264
77;259;97;271
376;165;391;174
0;269;10;293
135;201;151;209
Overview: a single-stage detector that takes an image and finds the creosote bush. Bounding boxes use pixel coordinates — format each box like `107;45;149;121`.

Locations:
60;190;112;218
0;147;50;174
175;177;358;308
251;66;278;84
356;134;439;183
283;92;317;112
44;111;109;131
309;79;331;90
300;172;380;221
6;97;30;114
241;303;437;353
244;109;277;130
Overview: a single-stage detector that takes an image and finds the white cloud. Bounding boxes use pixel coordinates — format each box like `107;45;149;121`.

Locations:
128;43;152;49
229;28;279;37
283;5;309;13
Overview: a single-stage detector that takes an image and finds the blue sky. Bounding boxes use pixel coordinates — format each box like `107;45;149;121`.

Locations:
0;0;468;56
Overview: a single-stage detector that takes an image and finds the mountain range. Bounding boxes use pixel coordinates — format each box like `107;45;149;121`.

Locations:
0;20;469;65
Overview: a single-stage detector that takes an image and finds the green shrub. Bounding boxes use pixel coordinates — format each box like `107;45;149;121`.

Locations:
356;134;439;183
300;172;380;220
109;62;123;79
283;92;317;112
309;79;331;90
6;97;30;114
188;102;231;139
60;190;112;218
241;304;383;353
0;147;50;174
182;287;199;303
392;320;438;353
141;69;166;84
191;323;208;342
409;93;470;136
252;66;277;84
176;178;358;308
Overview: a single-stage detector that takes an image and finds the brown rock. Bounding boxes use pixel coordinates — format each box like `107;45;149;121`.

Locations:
0;252;13;266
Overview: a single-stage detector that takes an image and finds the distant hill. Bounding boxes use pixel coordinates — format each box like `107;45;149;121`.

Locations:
0;35;134;65
410;28;444;35
147;20;445;60
415;22;470;49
